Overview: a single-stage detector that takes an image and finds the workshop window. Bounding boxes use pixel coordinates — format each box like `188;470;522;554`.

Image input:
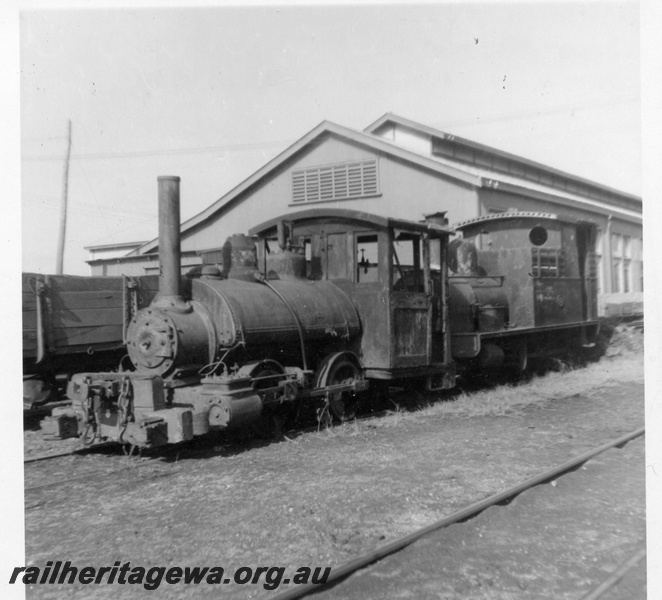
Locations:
611;233;632;293
594;228;604;294
634;238;643;292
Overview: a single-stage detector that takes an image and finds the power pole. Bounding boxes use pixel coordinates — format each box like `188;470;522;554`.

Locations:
56;119;72;274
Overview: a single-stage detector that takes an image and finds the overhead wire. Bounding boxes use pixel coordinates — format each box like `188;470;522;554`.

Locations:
22;138;295;162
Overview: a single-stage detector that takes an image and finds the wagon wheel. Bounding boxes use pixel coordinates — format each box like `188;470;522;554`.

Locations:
315;353;364;421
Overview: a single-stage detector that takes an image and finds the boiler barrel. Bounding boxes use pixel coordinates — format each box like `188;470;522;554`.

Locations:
191;278;361;347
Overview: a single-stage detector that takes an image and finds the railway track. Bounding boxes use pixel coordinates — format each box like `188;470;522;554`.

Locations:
269;426;646;600
23;405;402;497
579;546;646;600
22;401;398;468
23;446;111;464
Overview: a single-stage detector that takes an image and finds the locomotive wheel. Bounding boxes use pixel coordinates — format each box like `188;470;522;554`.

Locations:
508;340;528;373
237;361;286;439
315;353;364;421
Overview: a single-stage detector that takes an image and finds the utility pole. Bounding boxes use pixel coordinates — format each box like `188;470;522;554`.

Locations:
56;119;72;274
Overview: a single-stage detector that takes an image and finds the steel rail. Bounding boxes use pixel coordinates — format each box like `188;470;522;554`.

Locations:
269;426;645;600
23;407;389;464
23;411;396;495
24;449;86;464
579;546;646;600
23;441;120;464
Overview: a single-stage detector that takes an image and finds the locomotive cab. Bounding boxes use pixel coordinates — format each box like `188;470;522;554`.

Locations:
250;209;455;390
449;211;599;370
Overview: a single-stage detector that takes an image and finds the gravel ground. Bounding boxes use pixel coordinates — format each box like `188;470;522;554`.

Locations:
316;436;646;600
22;351;645;600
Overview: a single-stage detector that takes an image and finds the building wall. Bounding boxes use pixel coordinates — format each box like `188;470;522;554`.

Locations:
376;123;432;155
177;134;478;253
89;253;201;277
88;246;143;262
91;130;642;318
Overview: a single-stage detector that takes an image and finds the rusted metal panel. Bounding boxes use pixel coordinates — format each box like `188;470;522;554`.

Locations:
325;232;350;280
392;301;429;364
191;277;360;349
50;306;124;328
533;279;584;326
450;333;481;358
485;247;536;330
51;290;124;310
22;273;159;369
349;285;391;369
47;324;125;351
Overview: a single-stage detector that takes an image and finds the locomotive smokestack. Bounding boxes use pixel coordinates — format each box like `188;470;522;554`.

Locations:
156;176;184;305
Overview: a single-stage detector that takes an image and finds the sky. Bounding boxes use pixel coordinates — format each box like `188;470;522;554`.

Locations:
18;2;642;275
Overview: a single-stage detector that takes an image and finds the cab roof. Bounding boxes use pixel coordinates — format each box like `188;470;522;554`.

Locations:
249;208;452;238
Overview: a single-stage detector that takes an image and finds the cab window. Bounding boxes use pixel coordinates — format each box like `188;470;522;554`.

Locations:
392;232;424;292
356;234;379;283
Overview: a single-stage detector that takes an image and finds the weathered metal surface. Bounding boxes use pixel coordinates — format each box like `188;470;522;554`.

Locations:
23;273;159;372
155;176;183;303
189;277;361;350
125;303;213;376
222;233;260;281
449;213;599;364
533;279;584;326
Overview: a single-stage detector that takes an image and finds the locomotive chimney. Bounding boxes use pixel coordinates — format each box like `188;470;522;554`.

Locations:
155;176;185;307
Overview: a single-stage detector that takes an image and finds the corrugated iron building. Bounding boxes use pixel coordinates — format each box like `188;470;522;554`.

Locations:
88;113;642;317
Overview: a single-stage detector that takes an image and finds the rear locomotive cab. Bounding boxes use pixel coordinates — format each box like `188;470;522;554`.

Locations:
448;211;600;372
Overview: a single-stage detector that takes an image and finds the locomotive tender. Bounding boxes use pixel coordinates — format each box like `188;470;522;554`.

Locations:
43;176;599;448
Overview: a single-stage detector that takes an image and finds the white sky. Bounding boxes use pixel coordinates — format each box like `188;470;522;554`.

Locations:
18;2;641;275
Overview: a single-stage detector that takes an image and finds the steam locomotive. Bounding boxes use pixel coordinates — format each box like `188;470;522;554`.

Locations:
42;176;599;448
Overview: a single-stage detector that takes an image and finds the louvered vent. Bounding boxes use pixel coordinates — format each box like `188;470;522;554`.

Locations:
291;160;379;203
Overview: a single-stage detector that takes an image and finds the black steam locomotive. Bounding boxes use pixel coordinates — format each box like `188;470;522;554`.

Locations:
42;176;599;448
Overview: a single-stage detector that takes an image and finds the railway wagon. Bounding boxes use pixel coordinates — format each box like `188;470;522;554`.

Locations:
23;272;158;408
42;176;599;448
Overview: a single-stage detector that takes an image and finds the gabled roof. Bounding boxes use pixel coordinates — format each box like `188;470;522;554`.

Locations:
133;120;481;255
364;112;641;206
132;113;641;257
84;240;146;251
